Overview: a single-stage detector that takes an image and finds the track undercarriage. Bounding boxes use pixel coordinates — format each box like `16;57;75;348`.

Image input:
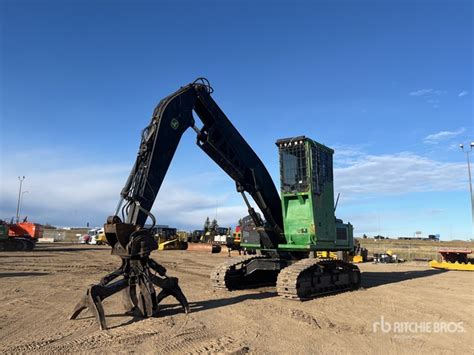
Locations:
0;237;36;251
211;255;361;300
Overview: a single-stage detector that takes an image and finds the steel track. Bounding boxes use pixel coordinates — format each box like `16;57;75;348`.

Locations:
276;258;361;300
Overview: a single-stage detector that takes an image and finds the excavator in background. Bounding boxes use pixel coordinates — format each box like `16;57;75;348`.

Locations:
200;217;230;244
0;219;43;251
226;224;243;255
190;229;204;242
72;78;360;330
206;227;231;245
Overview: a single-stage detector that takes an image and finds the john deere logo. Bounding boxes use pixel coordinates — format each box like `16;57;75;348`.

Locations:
170;118;179;130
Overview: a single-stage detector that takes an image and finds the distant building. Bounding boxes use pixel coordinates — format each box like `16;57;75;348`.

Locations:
398;233;440;241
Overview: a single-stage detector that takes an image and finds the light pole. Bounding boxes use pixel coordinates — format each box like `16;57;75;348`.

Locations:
460;143;474;225
19;191;29;222
15;176;26;223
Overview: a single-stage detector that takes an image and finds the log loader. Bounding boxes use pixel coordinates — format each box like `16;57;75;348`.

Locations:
72;78;360;330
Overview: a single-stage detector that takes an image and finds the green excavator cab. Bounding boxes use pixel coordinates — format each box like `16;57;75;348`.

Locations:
241;136;354;252
277;136;353;251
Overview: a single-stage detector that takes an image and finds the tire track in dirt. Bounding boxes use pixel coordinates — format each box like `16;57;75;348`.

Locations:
158;258;215;280
156;324;211;353
3;316;184;353
0;262;117;274
288;308;322;329
183;335;250;354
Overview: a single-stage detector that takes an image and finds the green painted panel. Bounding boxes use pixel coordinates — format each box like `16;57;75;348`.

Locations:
0;225;8;240
276;137;353;252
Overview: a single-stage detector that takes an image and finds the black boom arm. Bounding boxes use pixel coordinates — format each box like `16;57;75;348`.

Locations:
117;79;283;249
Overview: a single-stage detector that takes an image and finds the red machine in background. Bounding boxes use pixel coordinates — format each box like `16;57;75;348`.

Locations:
0;220;43;251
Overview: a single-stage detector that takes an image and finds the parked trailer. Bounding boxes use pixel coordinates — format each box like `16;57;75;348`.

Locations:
430;249;474;271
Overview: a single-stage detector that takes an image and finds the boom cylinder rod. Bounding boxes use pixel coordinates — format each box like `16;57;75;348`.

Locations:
114;197;124;217
240;192;263;227
240;192;252;209
192;124;201;135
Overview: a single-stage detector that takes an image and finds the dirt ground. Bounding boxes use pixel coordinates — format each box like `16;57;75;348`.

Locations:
0;244;472;354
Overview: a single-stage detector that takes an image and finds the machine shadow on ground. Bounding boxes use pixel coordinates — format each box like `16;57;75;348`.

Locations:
73;291;278;329
161;291;278;316
68;269;448;329
361;269;446;288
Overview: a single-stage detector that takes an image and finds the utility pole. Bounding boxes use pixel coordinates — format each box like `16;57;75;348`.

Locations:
460;143;474;226
15;176;25;223
19;191;29;221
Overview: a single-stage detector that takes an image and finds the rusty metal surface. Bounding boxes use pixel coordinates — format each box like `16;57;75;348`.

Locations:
186;243;221;253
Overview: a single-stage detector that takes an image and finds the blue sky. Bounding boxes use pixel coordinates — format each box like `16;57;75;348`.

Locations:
1;0;472;239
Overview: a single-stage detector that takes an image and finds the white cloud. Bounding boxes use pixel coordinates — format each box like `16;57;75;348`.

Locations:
409;89;446;97
423;128;465;144
1;146;467;230
0;149;247;229
458;90;469;97
409;89;447;108
0;161;129;226
334;152;465;200
425;208;445;215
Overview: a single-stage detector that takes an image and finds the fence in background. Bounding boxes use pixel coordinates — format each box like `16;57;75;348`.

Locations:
43;228;89;242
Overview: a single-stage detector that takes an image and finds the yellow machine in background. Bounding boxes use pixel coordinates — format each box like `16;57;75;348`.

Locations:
316;240;368;263
316;251;339;259
156;228;188;250
430;249;474;271
96;229;108;245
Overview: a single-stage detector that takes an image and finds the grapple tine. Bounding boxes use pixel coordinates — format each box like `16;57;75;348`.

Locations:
70;285;108;330
70;293;88;320
152;275;190;314
138;278;154;317
170;285;190;314
129;283;139;307
90;291;108;331
122;287;135;313
155;289;168;304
